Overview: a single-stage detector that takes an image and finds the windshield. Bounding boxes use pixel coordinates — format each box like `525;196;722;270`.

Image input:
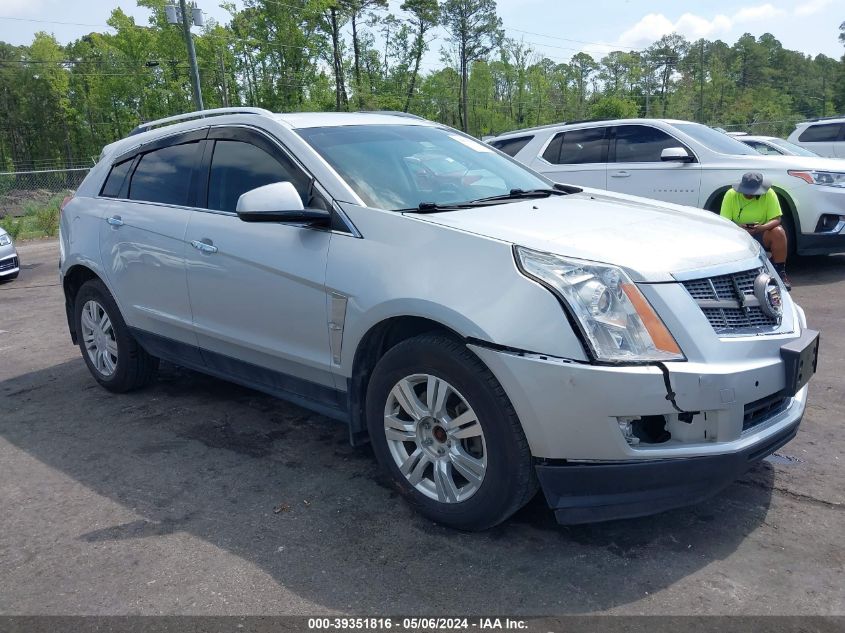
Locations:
766;138;820;157
297;124;551;210
673;123;759;156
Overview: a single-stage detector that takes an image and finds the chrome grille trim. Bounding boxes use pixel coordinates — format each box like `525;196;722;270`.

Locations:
0;256;18;272
681;267;780;334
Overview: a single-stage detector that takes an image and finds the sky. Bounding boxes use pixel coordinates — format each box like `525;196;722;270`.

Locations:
0;0;843;67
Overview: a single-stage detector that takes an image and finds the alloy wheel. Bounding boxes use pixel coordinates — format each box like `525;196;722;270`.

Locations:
80;299;118;377
383;373;487;503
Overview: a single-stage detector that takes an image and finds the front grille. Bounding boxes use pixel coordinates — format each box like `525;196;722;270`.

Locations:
0;256;18;272
743;393;789;432
681;267;780;334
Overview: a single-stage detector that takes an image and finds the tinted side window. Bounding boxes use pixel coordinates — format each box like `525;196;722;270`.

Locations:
100;159;132;198
745;141;782;155
798;123;842;143
544;128;608;165
490;135;533;157
614;125;683;162
207;140;309;212
129;143;198;205
541;133;563;163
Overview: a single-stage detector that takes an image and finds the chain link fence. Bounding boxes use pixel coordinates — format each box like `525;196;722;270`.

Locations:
0;167;91;239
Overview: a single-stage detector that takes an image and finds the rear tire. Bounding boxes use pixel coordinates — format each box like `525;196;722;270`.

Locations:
366;334;538;530
74;279;158;392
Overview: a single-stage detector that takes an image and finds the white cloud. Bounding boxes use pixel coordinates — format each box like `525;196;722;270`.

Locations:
794;0;833;16
617;4;789;49
2;0;41;16
733;4;787;23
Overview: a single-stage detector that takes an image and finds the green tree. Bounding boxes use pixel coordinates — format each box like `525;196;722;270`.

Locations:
401;0;439;112
589;95;638;119
441;0;502;131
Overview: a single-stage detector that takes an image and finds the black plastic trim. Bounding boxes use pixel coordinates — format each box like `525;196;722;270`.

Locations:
129;328;349;422
537;418;801;524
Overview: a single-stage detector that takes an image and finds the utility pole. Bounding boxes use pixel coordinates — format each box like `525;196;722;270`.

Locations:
165;2;204;111
699;40;705;122
821;75;827;117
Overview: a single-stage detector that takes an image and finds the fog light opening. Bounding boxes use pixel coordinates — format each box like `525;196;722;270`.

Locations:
815;214;845;233
616;417;640;446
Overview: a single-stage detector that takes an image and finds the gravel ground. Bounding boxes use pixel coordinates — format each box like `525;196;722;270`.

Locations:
0;238;843;616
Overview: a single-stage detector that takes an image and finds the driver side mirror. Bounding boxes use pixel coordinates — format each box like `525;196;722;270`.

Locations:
661;147;694;163
236;181;330;225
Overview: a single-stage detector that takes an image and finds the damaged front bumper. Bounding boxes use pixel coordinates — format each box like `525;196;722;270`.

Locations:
469;327;816;524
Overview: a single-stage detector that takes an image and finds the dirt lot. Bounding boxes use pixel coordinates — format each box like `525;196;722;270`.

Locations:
0;238;843;616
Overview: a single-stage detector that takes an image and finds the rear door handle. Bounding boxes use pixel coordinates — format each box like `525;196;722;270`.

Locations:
610;171;631;178
190;239;218;254
106;215;124;227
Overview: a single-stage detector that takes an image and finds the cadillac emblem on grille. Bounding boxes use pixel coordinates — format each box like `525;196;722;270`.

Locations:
753;273;783;321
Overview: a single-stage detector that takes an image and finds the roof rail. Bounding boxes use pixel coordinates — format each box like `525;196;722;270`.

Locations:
129;107;275;136
355;110;426;120
804;114;845;123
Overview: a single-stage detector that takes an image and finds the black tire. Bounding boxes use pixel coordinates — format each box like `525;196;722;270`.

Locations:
366;333;538;530
778;204;797;257
74;278;158;392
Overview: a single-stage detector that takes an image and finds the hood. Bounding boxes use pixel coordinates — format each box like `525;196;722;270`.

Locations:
409;190;759;282
724;153;845;171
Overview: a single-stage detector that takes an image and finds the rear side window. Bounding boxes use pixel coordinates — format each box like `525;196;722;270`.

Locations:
489;135;533;157
129;143;198;206
744;140;783;155
798;123;842;143
614;125;684;162
207;140;309;212
100;159;132;198
543;128;608;165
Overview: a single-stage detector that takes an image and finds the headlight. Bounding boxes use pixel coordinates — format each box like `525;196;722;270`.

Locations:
788;170;845;188
0;234;10;247
515;247;684;362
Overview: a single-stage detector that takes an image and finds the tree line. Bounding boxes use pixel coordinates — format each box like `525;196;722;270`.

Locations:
1;0;844;171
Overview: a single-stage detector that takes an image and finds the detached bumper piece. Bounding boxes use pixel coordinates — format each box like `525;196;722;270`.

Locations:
537;419;801;525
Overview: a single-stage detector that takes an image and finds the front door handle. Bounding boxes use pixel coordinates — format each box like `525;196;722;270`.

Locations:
190;239;218;254
610;170;631;178
106;215;124;227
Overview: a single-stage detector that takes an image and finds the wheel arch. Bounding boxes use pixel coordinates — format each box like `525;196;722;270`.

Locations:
771;187;800;255
62;264;103;344
346;315;471;445
703;185;732;213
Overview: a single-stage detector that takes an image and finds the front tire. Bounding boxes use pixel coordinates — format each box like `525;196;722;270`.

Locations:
366;334;538;530
74;279;158;392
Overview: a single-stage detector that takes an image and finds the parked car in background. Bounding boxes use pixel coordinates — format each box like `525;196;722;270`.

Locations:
787;116;845;158
732;134;820;157
0;227;20;282
488;118;845;255
59;108;819;530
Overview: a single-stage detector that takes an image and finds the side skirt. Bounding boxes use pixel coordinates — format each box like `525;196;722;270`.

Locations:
130;328;350;423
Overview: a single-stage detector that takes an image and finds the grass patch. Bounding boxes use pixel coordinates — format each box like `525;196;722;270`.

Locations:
1;194;64;240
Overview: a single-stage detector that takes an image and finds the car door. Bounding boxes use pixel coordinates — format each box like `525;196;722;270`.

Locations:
530;127;608;189
608;124;702;207
796;123;842;158
98;129;205;347
184;126;336;395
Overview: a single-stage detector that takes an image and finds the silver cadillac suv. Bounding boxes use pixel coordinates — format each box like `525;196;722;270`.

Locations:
59;108;819;529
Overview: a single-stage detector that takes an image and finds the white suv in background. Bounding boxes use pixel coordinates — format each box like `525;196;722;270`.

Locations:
787;117;845;158
489;119;845;255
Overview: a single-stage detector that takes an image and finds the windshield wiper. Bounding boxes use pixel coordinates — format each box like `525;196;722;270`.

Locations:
467;188;568;204
399;187;573;214
397;201;476;214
